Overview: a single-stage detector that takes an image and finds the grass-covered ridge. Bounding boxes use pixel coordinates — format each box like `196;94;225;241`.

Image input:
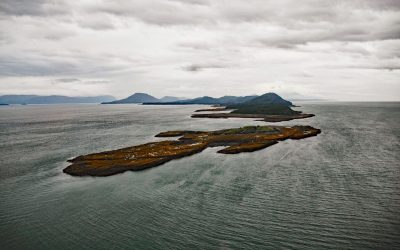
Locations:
219;126;280;134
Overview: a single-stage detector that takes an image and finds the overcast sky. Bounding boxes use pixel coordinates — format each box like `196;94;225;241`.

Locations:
0;0;399;100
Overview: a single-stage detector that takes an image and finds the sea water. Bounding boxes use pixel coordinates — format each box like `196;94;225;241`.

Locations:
0;103;399;249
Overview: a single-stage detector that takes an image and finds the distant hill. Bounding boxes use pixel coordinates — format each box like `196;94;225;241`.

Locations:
239;93;293;106
0;95;115;104
0;95;38;104
218;95;258;104
227;93;299;115
159;96;185;102
103;93;186;104
103;93;159;104
181;96;220;104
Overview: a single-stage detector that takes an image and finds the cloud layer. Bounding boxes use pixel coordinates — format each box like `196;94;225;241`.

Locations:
0;0;399;100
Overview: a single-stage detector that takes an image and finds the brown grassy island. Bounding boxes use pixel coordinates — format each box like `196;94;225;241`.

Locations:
63;125;321;177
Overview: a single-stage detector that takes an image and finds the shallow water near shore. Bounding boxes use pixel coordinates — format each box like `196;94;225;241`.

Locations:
1;102;399;249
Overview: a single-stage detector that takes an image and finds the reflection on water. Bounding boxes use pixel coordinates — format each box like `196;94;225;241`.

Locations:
0;103;399;249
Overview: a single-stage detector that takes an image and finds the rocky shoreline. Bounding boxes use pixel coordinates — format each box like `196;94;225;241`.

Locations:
63;125;321;177
194;107;229;112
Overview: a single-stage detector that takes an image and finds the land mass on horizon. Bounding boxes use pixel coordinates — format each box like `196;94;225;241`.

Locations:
103;92;314;122
102;93;185;104
192;93;314;122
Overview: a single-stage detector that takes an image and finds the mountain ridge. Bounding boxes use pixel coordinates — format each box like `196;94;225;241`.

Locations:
143;95;258;105
102;93;159;104
102;93;187;104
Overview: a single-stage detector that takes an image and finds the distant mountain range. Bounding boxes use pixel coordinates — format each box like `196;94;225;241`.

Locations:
102;93;158;104
104;92;296;108
0;95;116;104
0;92;298;111
102;93;186;104
142;95;258;105
160;92;298;115
146;93;294;106
159;96;183;102
104;93;258;105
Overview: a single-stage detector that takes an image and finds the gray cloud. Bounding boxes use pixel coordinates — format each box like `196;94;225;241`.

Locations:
347;64;400;71
87;1;213;26
361;0;400;10
54;78;80;83
167;0;210;6
0;56;77;76
0;0;47;16
84;80;110;84
374;67;400;71
75;14;117;30
0;0;68;16
178;41;213;51
182;63;228;72
0;32;14;45
0;50;136;77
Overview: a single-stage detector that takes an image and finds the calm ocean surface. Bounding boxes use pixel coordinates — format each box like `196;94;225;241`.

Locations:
0;103;399;249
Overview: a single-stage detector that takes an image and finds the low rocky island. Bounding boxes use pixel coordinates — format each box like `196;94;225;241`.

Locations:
63;125;321;177
192;112;314;122
194;107;229;112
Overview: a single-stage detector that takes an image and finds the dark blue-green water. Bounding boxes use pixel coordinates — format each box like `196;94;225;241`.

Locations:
1;103;399;249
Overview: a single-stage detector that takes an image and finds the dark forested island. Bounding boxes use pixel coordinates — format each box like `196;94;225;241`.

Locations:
64;125;321;176
192;93;314;122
